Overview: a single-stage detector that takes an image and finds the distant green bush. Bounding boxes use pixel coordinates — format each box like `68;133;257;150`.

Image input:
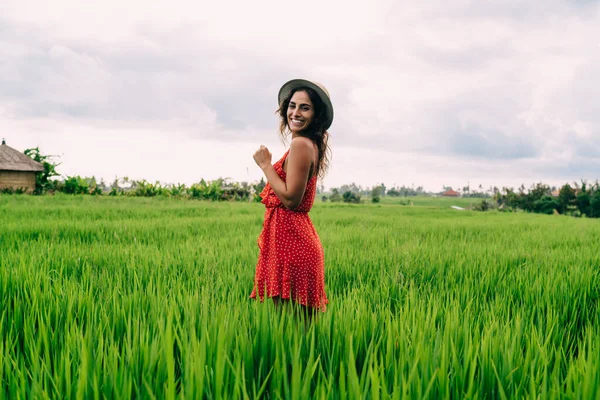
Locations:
329;189;342;202
343;191;361;204
1;187;26;195
533;196;559;215
23;147;61;194
60;176;90;195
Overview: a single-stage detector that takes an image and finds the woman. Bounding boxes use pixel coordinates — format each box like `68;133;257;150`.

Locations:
250;79;333;315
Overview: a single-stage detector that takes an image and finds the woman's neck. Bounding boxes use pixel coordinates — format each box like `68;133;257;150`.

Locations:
291;131;314;140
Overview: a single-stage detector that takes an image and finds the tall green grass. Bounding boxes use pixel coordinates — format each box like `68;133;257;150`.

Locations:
1;195;599;398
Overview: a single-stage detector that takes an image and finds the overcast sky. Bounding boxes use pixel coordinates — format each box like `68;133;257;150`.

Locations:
1;0;599;191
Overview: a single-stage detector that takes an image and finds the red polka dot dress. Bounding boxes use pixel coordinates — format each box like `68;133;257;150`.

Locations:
250;149;328;312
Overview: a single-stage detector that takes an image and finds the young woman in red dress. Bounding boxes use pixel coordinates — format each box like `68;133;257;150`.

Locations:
250;79;334;316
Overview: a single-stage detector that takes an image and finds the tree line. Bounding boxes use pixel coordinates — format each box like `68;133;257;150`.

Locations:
481;181;600;218
5;148;599;217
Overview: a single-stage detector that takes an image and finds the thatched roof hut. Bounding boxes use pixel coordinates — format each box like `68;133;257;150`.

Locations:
0;139;44;193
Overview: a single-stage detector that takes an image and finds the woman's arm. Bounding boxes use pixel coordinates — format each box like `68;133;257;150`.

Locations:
254;137;314;210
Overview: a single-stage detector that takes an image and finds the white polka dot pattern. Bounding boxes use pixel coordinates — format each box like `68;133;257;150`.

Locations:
250;150;328;312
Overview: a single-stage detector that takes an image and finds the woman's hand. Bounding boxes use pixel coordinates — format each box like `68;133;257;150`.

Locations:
255;137;314;210
253;145;272;170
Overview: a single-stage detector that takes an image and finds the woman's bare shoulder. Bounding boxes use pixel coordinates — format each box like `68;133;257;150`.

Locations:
290;136;315;150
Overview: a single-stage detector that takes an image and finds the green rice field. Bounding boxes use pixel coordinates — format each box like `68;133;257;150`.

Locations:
1;195;599;399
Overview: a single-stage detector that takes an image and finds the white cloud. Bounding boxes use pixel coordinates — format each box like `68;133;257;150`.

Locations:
1;0;599;191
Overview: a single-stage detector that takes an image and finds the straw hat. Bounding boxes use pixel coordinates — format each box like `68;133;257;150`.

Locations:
278;79;334;131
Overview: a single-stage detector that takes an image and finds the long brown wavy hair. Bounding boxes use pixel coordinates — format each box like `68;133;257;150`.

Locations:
277;87;331;180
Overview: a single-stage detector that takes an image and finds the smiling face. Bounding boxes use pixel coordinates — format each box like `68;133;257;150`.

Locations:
287;90;314;135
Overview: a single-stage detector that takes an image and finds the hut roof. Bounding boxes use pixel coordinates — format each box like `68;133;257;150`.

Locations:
442;189;460;197
0;140;44;172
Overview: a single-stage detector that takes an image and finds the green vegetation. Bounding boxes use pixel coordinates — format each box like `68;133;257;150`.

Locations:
23;147;61;194
492;182;600;218
1;195;598;398
19;148;599;218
